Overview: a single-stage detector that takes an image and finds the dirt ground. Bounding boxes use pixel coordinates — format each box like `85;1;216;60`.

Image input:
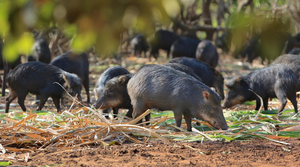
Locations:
12;138;300;167
2;53;300;167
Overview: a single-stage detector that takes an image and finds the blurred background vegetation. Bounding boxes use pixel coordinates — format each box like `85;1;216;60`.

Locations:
0;0;299;62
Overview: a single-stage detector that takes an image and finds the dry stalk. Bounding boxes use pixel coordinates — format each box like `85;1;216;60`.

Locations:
192;127;215;141
248;89;263;121
129;109;152;125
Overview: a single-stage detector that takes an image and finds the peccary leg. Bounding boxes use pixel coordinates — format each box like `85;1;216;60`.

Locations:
37;95;48;111
125;108;133;118
5;90;17;113
113;107;119;118
255;98;261;110
18;91;28;111
83;81;90;103
183;112;192;131
263;98;268;111
145;113;151;125
103;108;111;119
277;100;287;115
132;101;147;124
52;97;61;113
276;90;288;115
173;110;183;131
288;94;298;114
18;94;27;112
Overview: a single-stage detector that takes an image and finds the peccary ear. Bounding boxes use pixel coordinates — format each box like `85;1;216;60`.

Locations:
117;75;130;84
203;91;211;100
235;76;243;83
215;70;220;76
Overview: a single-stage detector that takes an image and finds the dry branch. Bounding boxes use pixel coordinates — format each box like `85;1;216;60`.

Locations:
248;89;263;121
170;18;228;33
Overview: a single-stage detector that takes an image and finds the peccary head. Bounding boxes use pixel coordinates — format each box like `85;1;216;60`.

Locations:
62;72;82;101
194;90;228;130
222;76;251;108
94;74;131;109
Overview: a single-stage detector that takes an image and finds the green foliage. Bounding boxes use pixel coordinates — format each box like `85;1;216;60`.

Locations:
278;131;300;138
0;0;180;60
0;161;12;166
151;110;174;117
242;101;256;105
253;0;271;8
277;0;287;6
3;33;34;62
227;0;294;58
90;65;109;73
0;113;7;119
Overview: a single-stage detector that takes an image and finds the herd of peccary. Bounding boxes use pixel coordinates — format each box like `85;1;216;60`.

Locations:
215;31;300;64
2;38;89;114
2;29;300;132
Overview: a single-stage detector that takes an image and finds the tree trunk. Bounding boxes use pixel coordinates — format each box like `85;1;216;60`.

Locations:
202;0;213;40
217;0;226;27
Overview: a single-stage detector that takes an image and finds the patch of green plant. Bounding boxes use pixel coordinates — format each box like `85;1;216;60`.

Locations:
0;161;12;166
0;113;7;119
163;119;175;125
242;101;256;105
13;112;29;120
278;131;300;138
261;110;279;115
194;126;216;131
90;65;109;73
30;110;52;115
151;110;173;118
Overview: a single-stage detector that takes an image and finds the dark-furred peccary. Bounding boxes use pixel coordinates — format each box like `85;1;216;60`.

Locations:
169;57;224;99
5;62;82;113
149;29;180;60
195;40;219;68
272;54;300;91
27;38;51;64
215;31;232;53
94;66;132;118
223;64;298;115
130;34;149;57
244;32;297;64
241;35;260;64
50;51;90;103
163;63;202;82
127;64;228;131
170;37;201;59
27;38;52;102
94;74;133;118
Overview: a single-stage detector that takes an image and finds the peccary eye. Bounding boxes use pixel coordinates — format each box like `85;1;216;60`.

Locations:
106;89;113;95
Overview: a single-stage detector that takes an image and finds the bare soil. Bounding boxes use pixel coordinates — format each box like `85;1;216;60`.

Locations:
14;139;300;167
2;54;300;167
